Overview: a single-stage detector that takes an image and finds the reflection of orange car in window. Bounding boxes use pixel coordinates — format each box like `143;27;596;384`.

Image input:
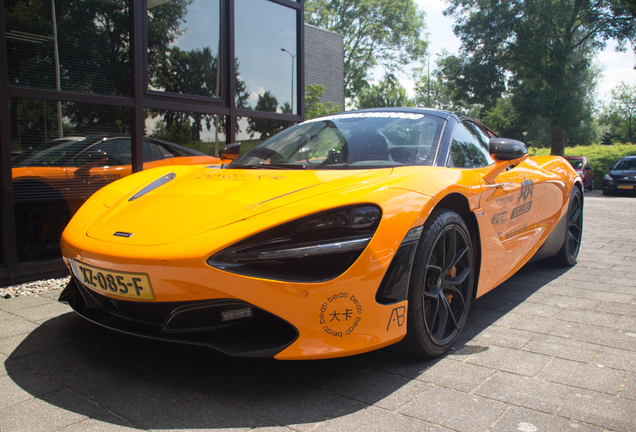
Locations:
12;135;220;262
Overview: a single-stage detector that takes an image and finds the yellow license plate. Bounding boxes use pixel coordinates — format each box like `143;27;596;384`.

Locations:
618;185;634;190
71;260;155;300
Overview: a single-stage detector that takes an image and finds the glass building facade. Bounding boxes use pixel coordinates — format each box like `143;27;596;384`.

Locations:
1;0;304;283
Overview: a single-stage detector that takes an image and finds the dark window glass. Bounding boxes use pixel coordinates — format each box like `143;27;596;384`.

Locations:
10;99;132;263
147;0;221;98
144;108;226;156
235;0;298;114
449;123;491;168
5;0;131;96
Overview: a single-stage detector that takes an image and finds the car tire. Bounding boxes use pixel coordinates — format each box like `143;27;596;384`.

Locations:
555;187;583;267
602;189;611;196
397;209;474;358
589;182;593;191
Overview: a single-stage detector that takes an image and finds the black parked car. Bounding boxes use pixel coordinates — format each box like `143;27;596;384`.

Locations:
603;156;636;196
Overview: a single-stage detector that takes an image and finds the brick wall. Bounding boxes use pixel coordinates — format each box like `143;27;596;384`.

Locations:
304;24;345;110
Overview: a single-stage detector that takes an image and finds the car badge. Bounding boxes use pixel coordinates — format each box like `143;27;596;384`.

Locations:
113;231;134;238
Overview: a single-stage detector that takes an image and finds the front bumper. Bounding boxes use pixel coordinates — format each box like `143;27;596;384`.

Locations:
59;276;298;357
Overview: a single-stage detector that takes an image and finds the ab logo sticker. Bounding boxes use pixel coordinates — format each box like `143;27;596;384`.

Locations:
386;306;406;331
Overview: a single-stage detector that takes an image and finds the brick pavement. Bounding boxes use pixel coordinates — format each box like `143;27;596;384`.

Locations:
1;191;635;432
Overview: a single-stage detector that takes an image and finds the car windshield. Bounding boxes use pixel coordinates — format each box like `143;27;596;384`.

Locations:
229;112;446;170
566;158;582;169
614;159;636;170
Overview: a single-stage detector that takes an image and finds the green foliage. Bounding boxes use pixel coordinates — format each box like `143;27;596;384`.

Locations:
246;92;293;140
358;74;413;108
305;0;427;101
444;0;635;156
304;85;341;120
531;143;636;188
600;82;636;144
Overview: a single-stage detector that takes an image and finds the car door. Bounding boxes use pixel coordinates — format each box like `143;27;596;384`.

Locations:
448;121;547;295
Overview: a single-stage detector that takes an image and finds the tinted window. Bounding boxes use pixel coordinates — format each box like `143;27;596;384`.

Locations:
449;123;492;168
235;0;297;114
6;0;131;96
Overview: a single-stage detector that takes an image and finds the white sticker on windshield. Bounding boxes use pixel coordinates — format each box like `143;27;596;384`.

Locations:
303;112;424;124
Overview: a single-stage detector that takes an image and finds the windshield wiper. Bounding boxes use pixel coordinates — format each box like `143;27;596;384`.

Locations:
231;161;306;170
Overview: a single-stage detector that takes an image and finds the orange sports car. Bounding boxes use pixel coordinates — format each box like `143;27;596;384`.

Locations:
59;109;583;360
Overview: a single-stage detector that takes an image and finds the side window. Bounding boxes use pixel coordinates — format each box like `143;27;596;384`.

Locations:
71;140;126;167
449;123;490;168
143;141;160;163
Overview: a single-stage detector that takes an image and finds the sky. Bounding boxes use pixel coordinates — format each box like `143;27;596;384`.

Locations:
389;0;636;106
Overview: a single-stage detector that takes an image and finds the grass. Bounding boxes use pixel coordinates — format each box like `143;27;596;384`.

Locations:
529;143;636;189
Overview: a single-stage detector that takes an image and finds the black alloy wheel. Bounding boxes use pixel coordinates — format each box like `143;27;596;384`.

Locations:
556;187;583;266
398;209;474;357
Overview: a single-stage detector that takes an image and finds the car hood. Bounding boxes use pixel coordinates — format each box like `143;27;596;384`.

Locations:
609;170;636;179
86;167;394;246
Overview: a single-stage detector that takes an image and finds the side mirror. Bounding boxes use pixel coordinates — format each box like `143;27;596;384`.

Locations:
489;138;528;161
219;143;240;162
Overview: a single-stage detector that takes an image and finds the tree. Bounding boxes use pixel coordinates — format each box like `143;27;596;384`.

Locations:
246;92;291;140
305;0;427;101
358;74;413;108
445;0;636;155
304;85;341;119
603;82;636;143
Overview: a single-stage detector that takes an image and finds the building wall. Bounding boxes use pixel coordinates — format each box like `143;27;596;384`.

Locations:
304;24;345;110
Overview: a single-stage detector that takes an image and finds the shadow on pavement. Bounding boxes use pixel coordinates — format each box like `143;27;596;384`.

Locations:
5;260;570;429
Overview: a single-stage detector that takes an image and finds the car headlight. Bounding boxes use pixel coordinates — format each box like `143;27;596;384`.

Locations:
207;205;382;282
604;174;613;183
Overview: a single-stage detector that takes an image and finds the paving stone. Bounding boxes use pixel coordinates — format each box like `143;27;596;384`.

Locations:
510;314;579;338
324;368;413;406
596;301;636;317
312;405;435;432
14;343;102;378
614;284;636;295
373;379;431;411
474;371;571;414
616;315;636;332
566;279;616;292
558;389;636;431
0;295;52;312
592;347;636;372
542;294;600;310
9;301;72;324
470;325;535;349
399;386;507;432
0;314;39;339
140;394;273;431
555;309;620;327
0;388;119;432
0;325;69;358
410;358;495;393
572;324;636;351
51;358;152;398
622;373;636;401
534;285;586;297
60;419;139;432
539;358;627;395
511;302;563;318
490;405;601;432
465;345;551;377
581;290;634;303
0;370;59;408
522;334;601;363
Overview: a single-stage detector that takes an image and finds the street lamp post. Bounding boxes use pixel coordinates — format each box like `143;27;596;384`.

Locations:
281;48;296;113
